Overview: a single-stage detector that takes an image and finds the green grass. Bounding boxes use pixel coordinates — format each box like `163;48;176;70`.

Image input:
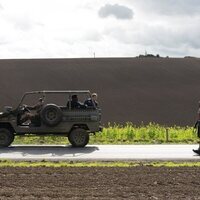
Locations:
91;122;197;144
13;122;198;145
0;160;200;168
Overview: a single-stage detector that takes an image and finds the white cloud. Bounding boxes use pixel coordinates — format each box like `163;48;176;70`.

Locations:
98;4;133;20
132;0;200;16
0;0;199;58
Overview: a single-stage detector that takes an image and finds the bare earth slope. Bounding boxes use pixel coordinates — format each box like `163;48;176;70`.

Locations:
0;57;200;126
0;167;200;200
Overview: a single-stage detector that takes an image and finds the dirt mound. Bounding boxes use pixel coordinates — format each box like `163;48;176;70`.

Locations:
0;166;199;199
0;57;200;126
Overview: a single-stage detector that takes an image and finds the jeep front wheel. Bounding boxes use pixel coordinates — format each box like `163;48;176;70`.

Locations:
0;128;14;147
68;128;89;147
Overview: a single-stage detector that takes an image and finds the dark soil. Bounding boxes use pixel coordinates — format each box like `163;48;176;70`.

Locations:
0;166;199;199
0;57;200;126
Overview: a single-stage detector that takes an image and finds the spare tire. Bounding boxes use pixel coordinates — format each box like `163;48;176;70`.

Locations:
40;104;63;127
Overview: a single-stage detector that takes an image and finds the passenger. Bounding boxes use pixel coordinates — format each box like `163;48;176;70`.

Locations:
67;95;86;109
84;93;98;108
193;101;200;154
20;97;44;124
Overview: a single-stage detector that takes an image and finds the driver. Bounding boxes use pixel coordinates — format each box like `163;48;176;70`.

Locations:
20;98;44;124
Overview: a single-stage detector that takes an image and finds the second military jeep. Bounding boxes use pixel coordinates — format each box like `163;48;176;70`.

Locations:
0;90;102;147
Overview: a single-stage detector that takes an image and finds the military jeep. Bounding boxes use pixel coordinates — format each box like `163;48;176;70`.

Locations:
0;90;102;147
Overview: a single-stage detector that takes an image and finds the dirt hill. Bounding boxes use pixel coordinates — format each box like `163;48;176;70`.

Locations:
0;57;200;126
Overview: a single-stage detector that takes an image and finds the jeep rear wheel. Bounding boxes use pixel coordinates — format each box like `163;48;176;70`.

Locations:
68;128;89;147
0;128;14;147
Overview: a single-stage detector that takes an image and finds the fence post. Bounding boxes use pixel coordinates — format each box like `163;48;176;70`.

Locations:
166;128;169;142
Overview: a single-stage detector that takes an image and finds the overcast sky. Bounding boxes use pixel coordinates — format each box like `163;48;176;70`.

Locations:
0;0;200;58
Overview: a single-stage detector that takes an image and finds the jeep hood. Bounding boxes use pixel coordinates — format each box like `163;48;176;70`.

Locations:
0;112;4;118
0;111;12;118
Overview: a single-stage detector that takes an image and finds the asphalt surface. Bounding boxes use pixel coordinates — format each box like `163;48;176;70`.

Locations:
0;145;199;161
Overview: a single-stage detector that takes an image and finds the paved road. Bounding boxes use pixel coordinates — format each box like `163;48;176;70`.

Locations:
0;145;200;161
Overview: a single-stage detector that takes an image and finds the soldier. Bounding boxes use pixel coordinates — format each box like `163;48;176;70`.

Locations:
84;93;98;108
20;97;44;124
67;94;86;109
193;101;200;154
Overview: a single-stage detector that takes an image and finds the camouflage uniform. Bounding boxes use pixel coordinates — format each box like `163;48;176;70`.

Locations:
20;100;43;124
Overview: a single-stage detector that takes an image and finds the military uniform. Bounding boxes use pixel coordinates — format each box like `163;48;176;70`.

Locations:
20;100;43;125
193;106;200;154
67;100;86;109
197;108;200;137
84;98;98;107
